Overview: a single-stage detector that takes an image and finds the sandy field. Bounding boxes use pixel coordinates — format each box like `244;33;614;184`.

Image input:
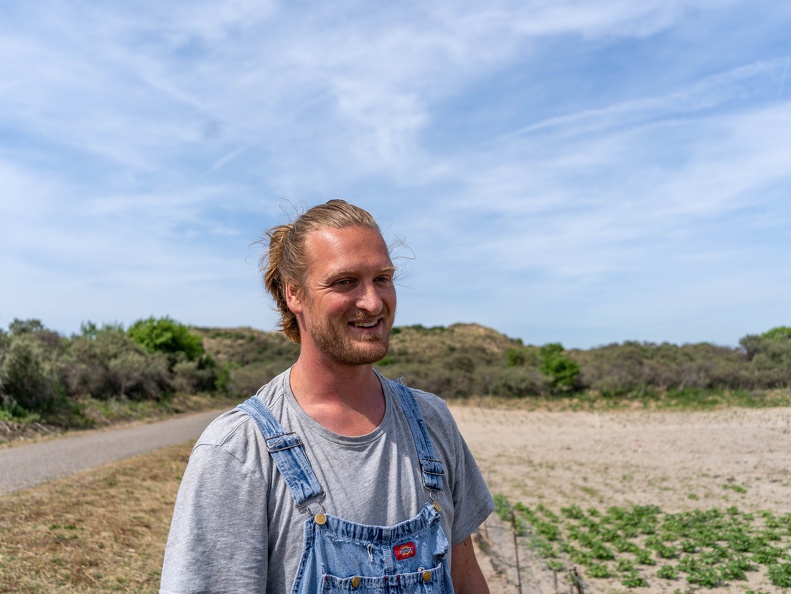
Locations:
451;404;791;594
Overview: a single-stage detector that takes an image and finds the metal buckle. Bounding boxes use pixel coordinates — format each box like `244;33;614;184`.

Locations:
296;492;326;515
265;432;301;453
429;490;442;513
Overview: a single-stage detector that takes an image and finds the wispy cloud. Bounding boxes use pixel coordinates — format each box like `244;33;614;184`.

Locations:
1;0;789;346
495;60;783;143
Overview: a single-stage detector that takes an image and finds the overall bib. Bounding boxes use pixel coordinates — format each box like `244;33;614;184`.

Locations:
237;380;454;594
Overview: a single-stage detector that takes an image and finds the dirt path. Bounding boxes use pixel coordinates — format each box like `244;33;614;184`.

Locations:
0;410;224;495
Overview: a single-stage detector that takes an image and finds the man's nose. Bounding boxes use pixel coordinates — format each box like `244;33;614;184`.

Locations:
356;281;383;313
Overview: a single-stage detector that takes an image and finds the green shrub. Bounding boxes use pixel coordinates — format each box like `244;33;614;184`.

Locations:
761;326;791;342
505;346;541;368
491;367;549;397
59;325;171;400
539;343;581;392
223;361;287;398
172;355;219;394
8;318;48;336
0;334;61;411
739;330;791;388
128;317;204;362
106;350;170;400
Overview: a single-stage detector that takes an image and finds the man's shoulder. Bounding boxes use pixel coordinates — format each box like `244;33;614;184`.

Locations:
193;371;289;456
380;375;456;429
407;386;452;418
195;408;252;448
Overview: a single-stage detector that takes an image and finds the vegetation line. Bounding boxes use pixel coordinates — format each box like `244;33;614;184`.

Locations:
2;318;790;442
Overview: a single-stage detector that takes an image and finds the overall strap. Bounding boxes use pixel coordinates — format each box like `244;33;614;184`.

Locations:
391;380;446;493
236;397;324;507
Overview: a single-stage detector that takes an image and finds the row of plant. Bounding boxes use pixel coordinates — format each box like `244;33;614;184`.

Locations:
494;495;791;591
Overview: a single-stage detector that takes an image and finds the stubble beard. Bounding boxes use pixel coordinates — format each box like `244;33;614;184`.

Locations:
308;312;393;367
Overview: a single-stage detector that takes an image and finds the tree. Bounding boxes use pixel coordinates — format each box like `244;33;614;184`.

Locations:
127;317;204;362
762;326;791;342
8;318;46;335
539;343;581;392
739;328;791;387
0;334;60;411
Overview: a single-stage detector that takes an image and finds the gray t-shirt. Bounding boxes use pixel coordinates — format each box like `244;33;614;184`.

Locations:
160;369;494;593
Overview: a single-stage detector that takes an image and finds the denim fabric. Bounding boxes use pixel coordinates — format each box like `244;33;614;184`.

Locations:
237;378;454;593
390;381;445;493
237;397;324;506
302;503;449;593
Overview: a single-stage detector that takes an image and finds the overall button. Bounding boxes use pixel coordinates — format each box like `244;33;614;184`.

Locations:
351;576;361;588
422;570;432;582
314;512;327;525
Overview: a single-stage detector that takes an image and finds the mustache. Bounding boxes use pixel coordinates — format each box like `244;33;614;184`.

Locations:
347;311;387;322
348;315;380;321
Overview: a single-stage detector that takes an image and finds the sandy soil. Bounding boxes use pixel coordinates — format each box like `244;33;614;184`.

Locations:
450;404;791;594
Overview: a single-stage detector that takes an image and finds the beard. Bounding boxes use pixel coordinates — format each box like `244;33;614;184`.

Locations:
305;311;393;367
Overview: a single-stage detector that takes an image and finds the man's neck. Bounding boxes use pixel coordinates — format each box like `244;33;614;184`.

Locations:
289;357;386;436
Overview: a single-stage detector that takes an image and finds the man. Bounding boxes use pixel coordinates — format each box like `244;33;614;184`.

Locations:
161;200;494;593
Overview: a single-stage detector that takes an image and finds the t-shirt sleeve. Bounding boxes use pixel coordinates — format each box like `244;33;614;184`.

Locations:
160;437;269;593
449;422;495;545
417;393;495;546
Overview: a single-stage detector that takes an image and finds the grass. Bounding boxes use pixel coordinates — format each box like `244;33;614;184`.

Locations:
0;443;191;593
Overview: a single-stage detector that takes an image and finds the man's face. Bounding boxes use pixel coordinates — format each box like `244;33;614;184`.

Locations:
288;226;396;367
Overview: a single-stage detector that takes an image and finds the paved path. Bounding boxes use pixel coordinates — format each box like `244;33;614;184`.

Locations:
0;409;225;495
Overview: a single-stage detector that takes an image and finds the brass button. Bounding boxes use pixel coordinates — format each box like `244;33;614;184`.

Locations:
351;576;361;588
314;512;327;525
422;570;432;582
432;501;442;513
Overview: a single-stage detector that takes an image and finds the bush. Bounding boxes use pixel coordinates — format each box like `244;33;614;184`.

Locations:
573;336;791;394
540;343;581;393
0;317;232;424
8;318;47;336
58;325;172;400
739;332;791;388
505;346;541;368
223;361;288;398
172;355;219;394
103;350;170;400
573;342;647;394
491;367;550;397
128;317;204;362
0;334;61;411
762;326;791;342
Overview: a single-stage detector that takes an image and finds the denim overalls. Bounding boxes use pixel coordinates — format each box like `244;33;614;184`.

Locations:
237;380;454;593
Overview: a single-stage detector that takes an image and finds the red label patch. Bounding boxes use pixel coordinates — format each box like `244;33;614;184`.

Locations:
394;541;416;561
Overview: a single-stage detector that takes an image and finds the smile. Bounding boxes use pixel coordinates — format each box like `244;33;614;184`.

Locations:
349;319;380;328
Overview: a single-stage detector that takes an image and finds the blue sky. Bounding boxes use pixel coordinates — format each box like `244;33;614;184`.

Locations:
1;1;789;349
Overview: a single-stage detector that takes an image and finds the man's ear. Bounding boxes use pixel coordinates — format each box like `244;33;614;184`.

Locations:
285;281;304;314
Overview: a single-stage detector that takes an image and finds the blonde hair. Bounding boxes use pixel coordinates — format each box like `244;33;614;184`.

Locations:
260;200;381;343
